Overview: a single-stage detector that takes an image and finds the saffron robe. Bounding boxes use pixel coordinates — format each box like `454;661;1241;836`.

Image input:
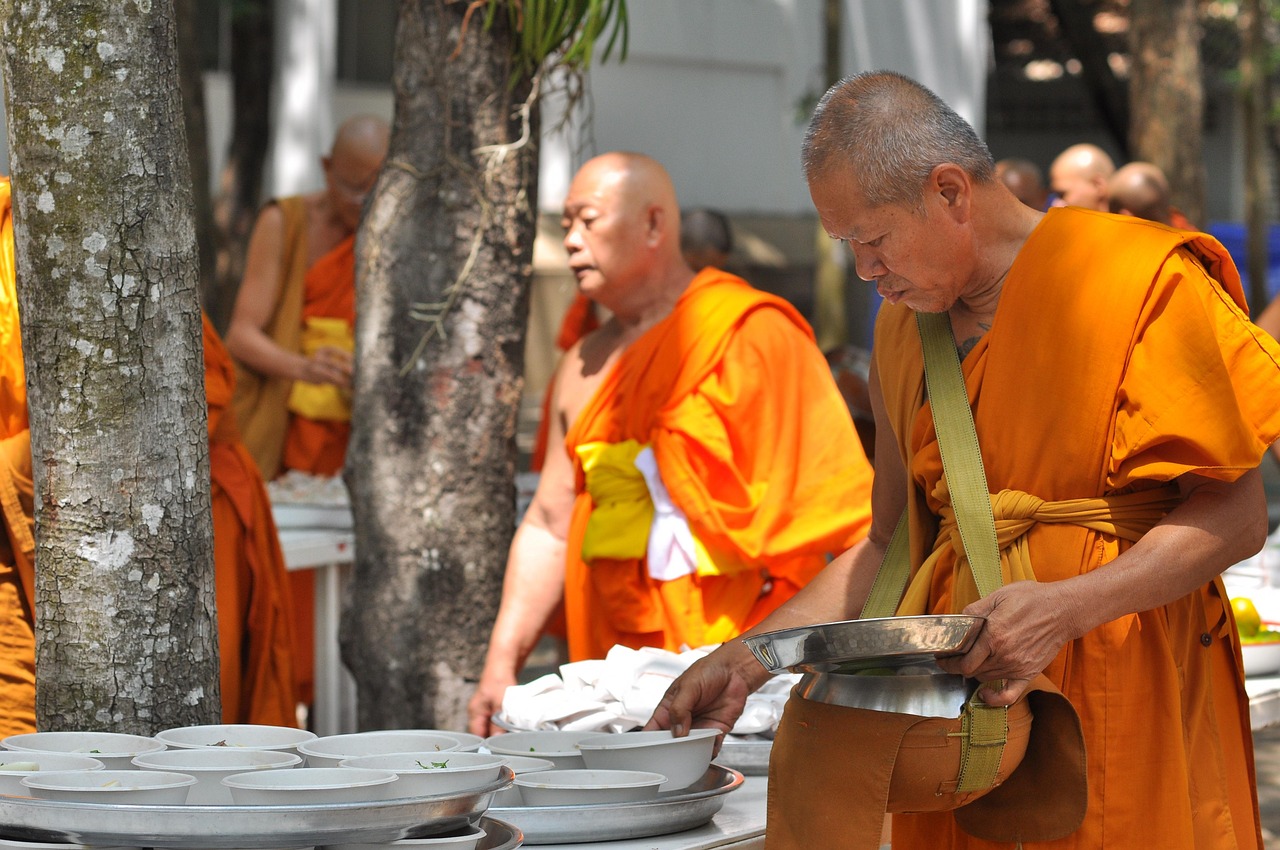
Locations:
562;268;874;660
204;314;299;727
876;208;1279;849
0;177;36;737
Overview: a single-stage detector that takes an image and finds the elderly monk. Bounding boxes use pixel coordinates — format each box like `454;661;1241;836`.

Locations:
467;152;875;737
225;115;388;708
204;314;299;725
1048;142;1116;211
0;177;35;737
994;157;1050;211
649;71;1279;849
1109;160;1196;229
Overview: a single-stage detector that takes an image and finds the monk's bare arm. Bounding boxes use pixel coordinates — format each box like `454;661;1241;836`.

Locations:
647;357;908;735
940;467;1268;705
223;205;350;388
467;353;581;736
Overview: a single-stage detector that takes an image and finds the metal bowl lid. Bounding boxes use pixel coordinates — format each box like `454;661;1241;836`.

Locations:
742;615;984;674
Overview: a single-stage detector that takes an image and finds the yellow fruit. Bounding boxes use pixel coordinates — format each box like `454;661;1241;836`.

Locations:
1232;597;1262;638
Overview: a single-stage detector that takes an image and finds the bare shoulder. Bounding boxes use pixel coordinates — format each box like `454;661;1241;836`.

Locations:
553;319;626;422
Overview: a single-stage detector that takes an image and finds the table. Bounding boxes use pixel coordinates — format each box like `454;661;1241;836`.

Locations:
277;527;357;737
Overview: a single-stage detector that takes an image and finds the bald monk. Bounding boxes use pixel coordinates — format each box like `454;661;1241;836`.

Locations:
650;71;1279;849
1049;142;1116;211
0;177;35;737
1109;160;1196;229
468;152;875;736
679;207;734;271
204;314;299;725
994;157;1050;211
225;114;389;709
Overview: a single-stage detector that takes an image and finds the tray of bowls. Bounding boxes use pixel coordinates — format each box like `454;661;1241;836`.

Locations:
482;729;743;845
0;725;521;850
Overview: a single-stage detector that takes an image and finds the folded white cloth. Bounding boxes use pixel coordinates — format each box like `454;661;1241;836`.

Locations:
633;446;700;581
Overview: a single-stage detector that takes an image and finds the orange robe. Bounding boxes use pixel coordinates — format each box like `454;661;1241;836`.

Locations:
562;268;874;660
0;177;36;737
875;208;1278;848
204;314;299;727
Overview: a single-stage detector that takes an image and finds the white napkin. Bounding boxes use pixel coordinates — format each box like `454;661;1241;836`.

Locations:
633;446;700;581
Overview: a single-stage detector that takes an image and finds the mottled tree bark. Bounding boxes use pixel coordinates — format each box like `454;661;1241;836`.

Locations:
343;0;534;730
1128;0;1206;227
175;0;218;320
0;0;220;731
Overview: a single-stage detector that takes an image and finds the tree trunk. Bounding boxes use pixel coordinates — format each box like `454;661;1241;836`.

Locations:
343;0;534;730
209;0;274;333
1048;0;1131;157
1240;0;1272;317
175;0;218;319
1;0;220;732
1128;0;1206;227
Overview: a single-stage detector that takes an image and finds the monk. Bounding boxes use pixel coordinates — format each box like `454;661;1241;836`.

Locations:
225;115;389;708
1109;160;1196;229
680;208;734;271
1048;142;1116;211
994;157;1050;211
204;314;299;726
649;72;1279;849
0;176;36;737
467;153;875;737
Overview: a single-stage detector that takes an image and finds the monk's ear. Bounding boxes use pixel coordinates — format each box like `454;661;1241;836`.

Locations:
646;204;666;246
932;164;971;222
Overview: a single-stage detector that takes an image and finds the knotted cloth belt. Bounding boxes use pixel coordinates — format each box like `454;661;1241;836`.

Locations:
286;316;353;422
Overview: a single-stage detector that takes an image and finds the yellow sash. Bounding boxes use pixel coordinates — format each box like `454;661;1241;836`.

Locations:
286;317;353;422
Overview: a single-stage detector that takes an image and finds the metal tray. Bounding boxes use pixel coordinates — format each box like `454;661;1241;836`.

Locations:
714;736;771;776
488;764;742;845
742;614;984;674
0;769;512;849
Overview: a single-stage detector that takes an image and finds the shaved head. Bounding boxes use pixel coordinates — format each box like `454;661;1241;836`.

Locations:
331;114;390;164
801;71;995;208
323;114;390;230
1108;162;1173;225
681;208;733;271
1049;144;1116;211
995;158;1049;210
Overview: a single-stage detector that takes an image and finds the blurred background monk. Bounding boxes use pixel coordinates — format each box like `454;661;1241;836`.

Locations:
468;152;875;736
224;114;389;712
1048;141;1115;211
679;207;734;271
1109;160;1196;229
994;157;1051;211
0;176;36;736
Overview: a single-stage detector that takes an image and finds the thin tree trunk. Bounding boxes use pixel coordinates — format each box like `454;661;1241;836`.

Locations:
1240;0;1272;317
0;0;220;731
1128;0;1206;226
175;0;218;316
1048;0;1131;157
343;0;534;730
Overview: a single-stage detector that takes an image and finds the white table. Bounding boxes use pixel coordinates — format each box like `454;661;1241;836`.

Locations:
278;527;357;737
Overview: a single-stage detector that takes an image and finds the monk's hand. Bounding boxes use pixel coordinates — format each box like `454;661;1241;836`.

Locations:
299;346;353;389
934;579;1080;706
467;666;516;738
643;642;764;754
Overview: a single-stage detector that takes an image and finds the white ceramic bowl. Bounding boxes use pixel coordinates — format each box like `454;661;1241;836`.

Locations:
513;769;666;806
299;732;461;769
490;755;554;805
132;747;303;804
482;731;595;770
0;753;104;796
2;732;165;770
154;724;316;753
326;825;485;850
222;767;399;805
576;728;719;790
20;769;196;805
1244;637;1280;676
338;752;506;798
414;730;483;753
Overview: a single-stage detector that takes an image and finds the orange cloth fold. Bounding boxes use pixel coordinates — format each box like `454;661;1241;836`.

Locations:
204;314;299;727
874;208;1278;849
562;268;874;660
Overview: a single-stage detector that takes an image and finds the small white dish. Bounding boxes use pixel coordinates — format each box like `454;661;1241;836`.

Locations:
576;728;719;790
514;768;666;806
20;769;196;805
222;767;398;805
483;731;595;770
299;732;461;769
338;752;506;798
490;755;553;805
154;724;316;753
326;825;485;850
2;732;165;770
0;753;104;796
132;747;303;804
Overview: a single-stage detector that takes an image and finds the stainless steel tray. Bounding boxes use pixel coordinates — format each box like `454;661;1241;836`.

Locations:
488;764;742;845
476;816;524;850
0;769;512;849
742;614;984;673
714;736;771;776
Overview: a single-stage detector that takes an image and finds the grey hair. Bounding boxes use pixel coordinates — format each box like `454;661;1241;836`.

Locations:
801;71;995;208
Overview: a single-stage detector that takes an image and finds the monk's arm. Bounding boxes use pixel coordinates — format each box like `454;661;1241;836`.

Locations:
467;365;579;737
940;467;1268;704
647;357;908;735
223;205;349;388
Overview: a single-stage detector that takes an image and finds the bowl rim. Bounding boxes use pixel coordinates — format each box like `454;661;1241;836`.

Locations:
221;767;400;790
154;724;317;748
482;731;595;756
299;732;462;757
513;769;667;790
0;754;105;773
575;728;720;750
19;769;198;791
2;732;165;758
131;749;303;771
338;752;506;773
